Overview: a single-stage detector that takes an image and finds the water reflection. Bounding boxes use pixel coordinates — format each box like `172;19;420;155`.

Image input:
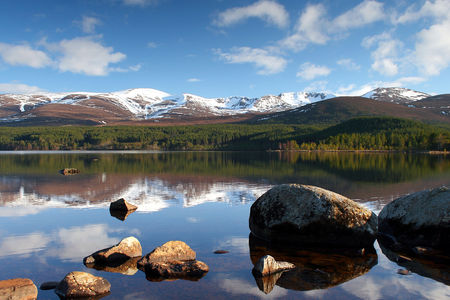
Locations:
249;234;378;294
85;257;139;276
1;152;450;217
0;224;122;262
378;240;450;285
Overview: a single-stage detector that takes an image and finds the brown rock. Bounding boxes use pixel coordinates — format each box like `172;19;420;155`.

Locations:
249;184;378;248
214;250;229;254
84;236;142;265
137;240;196;267
253;255;295;276
0;278;37;300
144;260;209;281
55;271;110;298
254;272;284;294
138;241;209;281
59;168;80;175
109;198;138;212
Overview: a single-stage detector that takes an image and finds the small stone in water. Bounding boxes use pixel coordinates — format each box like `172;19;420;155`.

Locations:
397;269;411;275
214;250;229;254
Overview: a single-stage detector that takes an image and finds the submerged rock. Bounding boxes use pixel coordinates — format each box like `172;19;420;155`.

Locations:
253;255;295;276
84;236;142;265
378;186;450;251
144;260;209;281
249;184;378;248
55;271;110;298
138;241;209;281
214;250;229;254
0;278;37;300
59;168;80;175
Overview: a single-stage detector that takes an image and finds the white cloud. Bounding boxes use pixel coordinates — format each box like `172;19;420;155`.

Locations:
397;76;427;84
111;63;142;73
0;43;52;68
280;1;385;52
304;80;328;92
332;0;385;31
123;0;158;6
147;41;158;48
80;16;101;34
0;83;45;94
415;19;450;76
215;47;287;75
395;0;450;24
187;78;201;82
279;4;328;51
214;0;289;28
363;32;402;76
297;62;331;80
337;58;360;70
57;37;126;76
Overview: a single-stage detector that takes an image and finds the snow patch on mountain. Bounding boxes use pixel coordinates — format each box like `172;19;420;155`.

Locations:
363;87;430;104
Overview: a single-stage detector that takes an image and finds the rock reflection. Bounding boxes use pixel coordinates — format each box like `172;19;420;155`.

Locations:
109;208;135;221
84;257;140;276
249;234;378;293
378;239;450;285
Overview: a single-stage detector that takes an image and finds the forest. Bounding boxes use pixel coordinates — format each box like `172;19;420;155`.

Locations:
0;117;449;151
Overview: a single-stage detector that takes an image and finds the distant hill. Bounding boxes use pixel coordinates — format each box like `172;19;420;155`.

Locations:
250;96;450;125
409;94;450;117
0;86;444;126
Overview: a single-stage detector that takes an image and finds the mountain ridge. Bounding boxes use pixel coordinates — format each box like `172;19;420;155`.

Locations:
0;87;446;126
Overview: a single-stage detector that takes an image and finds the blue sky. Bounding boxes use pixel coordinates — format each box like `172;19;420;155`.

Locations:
0;0;449;98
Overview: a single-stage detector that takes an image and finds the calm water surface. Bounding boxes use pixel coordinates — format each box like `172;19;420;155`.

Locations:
0;151;449;299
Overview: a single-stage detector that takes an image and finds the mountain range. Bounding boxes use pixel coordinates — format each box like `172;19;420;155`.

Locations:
0;87;448;126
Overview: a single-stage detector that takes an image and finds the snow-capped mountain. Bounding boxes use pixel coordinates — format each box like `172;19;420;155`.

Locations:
0;86;439;125
363;87;430;104
0;88;335;123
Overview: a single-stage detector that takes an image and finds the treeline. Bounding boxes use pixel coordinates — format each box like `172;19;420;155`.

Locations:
295;117;450;151
0;124;319;151
0;117;449;151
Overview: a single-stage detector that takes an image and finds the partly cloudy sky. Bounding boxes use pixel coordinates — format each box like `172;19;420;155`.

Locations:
0;0;449;97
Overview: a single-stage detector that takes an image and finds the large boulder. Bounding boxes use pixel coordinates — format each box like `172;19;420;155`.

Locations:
0;278;37;300
138;241;209;281
378;186;449;251
84;236;142;265
249;184;378;248
55;271;110;298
